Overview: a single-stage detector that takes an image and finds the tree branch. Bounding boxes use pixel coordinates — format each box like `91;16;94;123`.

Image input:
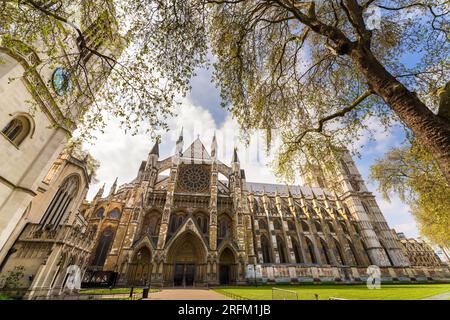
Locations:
291;89;374;144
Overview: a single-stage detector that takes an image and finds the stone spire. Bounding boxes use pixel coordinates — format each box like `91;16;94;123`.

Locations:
109;177;118;197
95;183;105;199
232;147;240;163
149;140;159;156
211;131;218;160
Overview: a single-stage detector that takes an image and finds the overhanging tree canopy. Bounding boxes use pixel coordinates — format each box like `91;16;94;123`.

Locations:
1;0;449;183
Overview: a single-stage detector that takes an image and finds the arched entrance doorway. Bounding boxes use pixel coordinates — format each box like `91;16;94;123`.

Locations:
219;247;236;285
166;231;207;287
128;247;152;286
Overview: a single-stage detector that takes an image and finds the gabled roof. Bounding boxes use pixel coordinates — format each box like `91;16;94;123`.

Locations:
181;137;211;162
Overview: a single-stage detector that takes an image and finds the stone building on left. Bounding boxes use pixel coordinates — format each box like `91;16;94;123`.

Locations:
0;2;121;298
0;150;95;299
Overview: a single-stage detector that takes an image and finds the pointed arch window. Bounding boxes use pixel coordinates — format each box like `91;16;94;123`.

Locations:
2;116;31;146
40;175;79;229
292;238;303;263
320;238;331;265
261;235;272;263
340;159;351;176
109;209;121;219
92;228;114;266
95;208;105;219
276;236;288;263
306;237;317;264
218;215;231;239
334;239;345;265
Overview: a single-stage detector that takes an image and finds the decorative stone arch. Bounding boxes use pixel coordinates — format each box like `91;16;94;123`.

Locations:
139;209;162;246
217;213;233;244
164;228;208;286
260;234;273;263
1;112;35;146
305;235;318;264
128;242;153;286
319;236;332;265
332;236;345;265
193;210;209;235
168;210;188;236
276;235;288;263
290;236;303;264
217;245;238;285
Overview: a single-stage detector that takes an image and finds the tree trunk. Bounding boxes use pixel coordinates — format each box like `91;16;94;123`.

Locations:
350;45;450;184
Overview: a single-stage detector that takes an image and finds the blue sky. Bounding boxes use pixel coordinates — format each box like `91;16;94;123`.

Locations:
83;63;420;239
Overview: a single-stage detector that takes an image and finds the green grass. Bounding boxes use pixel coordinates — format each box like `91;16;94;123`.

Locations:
0;295;12;300
79;288;152;295
214;284;450;300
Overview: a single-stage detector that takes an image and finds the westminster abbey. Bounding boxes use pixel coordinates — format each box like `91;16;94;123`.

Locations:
80;133;449;287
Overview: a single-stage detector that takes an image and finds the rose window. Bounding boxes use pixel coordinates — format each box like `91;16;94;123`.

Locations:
178;165;210;193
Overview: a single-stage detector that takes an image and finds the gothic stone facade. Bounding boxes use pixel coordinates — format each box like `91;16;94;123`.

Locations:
0;151;93;299
396;233;444;268
83;134;450;287
0;2;120;266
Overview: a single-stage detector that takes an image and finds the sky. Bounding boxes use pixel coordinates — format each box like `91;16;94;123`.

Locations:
82;62;420;240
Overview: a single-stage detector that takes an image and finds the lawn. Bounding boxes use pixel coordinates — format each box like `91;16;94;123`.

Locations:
214;284;450;300
79;288;159;295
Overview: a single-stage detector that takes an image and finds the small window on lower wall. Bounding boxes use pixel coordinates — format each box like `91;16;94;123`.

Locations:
1;116;31;146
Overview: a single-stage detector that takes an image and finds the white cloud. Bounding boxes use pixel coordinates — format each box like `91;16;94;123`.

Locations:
83;98;287;200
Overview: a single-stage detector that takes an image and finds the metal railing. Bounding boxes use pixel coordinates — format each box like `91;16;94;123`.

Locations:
220;291;250;300
272;287;299;300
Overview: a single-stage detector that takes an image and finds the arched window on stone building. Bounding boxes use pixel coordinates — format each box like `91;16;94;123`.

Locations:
320;238;331;265
95;207;105;219
334;238;345;265
306;237;317;264
361;201;372;217
92;227;115;266
1;115;31;146
109;209;121;219
348;241;360;266
292;238;303;264
276;236;288;263
40;175;79;229
169;212;186;234
261;235;272;263
340;159;351;176
141;212;161;237
195;213;208;234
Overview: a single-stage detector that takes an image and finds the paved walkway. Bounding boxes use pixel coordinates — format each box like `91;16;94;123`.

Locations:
422;292;450;300
146;289;228;300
